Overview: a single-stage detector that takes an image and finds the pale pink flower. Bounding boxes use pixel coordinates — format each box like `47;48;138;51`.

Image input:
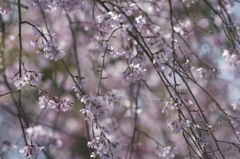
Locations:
223;49;240;68
162;101;178;113
87;135;121;159
37;40;65;61
12;72;43;90
80;93;108;121
121;63;146;83
12;76;29;90
97;11;122;31
104;92;119;107
39;95;73;111
19;145;44;159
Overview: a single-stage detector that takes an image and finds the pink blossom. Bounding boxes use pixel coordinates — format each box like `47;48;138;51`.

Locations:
19;144;44;159
162;101;178;113
37;40;65;61
39;95;73;111
104;92;119;107
97;11;122;31
87;136;121;159
12;72;43;90
120;63;146;83
80;93;108;121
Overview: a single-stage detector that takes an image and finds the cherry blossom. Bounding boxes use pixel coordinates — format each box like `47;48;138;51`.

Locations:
19;144;44;159
104;92;119;107
12;71;43;90
80;93;108;121
97;11;122;31
162;101;178;114
39;95;73;111
120;63;146;83
36;40;65;61
223;49;240;68
2;0;240;158
87;136;121;159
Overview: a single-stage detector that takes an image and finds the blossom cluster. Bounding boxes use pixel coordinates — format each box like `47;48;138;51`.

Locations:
80;93;108;121
19;144;44;159
31;27;65;61
39;95;73;111
74;79;122;158
120;63;146;83
167;120;192;133
222;49;240;68
31;0;83;11
72;77;89;100
12;71;43;90
162;101;178;114
19;125;63;158
104;92;120;107
97;11;123;32
88;135;122;159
